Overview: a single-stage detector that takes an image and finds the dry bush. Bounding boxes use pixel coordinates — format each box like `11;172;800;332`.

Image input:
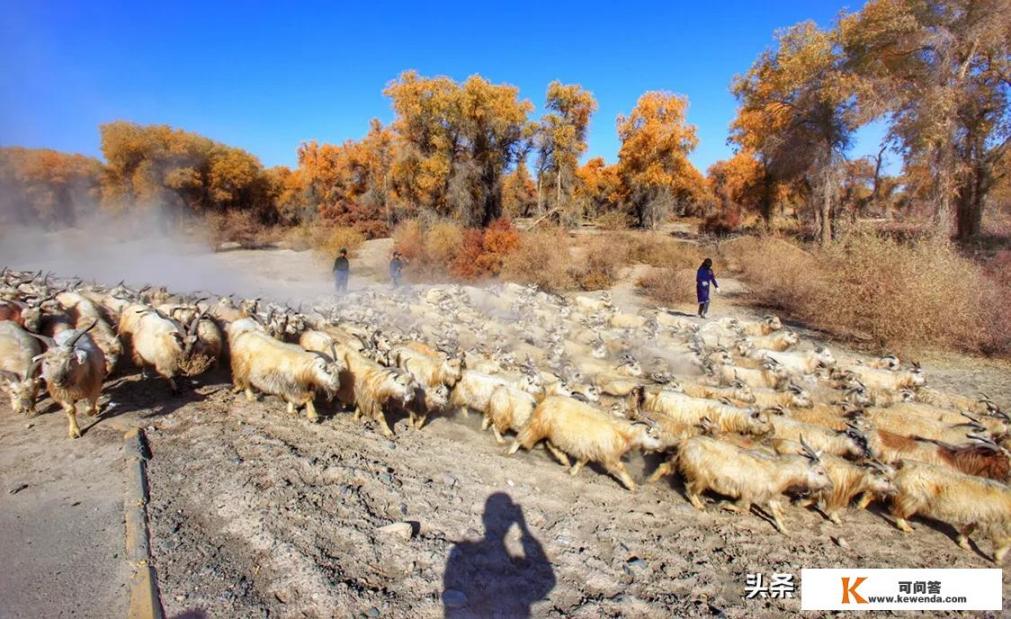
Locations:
701;209;743;236
570;235;627;290
392;219;426;261
285;222;365;259
500;227;576;292
424;220;465;266
718;235;816;311
723;232;1009;354
393;217;519;281
637;267;698;305
622;232;704;269
206;210;278;249
595;210;631;230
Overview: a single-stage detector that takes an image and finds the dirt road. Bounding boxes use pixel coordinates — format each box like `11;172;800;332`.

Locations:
2;238;1009;617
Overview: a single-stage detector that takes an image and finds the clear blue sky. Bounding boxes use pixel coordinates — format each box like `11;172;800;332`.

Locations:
0;0;889;173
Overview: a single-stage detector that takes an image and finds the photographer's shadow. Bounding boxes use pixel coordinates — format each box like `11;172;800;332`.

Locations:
442;492;555;618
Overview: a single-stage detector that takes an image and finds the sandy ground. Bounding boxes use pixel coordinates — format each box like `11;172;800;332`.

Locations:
2;234;1010;617
0;402;131;618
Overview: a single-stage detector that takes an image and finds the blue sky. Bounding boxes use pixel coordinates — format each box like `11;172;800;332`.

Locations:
0;0;889;173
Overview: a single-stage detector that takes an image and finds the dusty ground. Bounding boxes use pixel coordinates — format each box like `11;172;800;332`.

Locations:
2;234;1010;617
0;399;131;618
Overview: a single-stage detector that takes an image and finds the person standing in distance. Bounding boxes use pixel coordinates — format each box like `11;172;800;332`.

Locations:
333;247;350;294
696;257;719;318
389;251;406;288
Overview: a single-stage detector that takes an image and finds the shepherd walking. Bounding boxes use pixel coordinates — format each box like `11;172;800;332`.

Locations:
696;257;719;318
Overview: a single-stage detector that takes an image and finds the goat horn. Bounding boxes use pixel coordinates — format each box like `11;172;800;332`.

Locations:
68;320;98;348
798;435;819;461
966;433;997;446
960;411;982;424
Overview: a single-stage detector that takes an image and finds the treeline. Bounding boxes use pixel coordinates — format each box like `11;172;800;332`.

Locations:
0;72;709;237
2;0;1007;245
716;0;1010;244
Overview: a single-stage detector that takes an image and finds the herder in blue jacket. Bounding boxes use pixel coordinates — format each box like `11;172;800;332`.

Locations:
696;257;719;318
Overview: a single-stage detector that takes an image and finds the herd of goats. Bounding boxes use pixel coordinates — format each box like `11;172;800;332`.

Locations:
1;267;1010;563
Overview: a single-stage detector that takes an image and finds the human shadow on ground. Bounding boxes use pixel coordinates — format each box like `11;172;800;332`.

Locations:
442;492;555;618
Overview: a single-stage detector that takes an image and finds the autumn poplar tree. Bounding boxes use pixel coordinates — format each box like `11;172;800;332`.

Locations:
384;71;533;226
534;82;597;216
731;22;860;246
615;91;705;228
840;0;1011;240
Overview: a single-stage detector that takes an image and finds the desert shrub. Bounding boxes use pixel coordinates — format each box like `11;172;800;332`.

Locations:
637;267;698;305
701;209;742;236
206;210;278;248
722;232;1009;354
595;210;631;230
393;217;520;281
424;220;465;266
501;227;576;292
718;235;817;311
284;221;365;258
570;235;626;290
622;232;704;269
392;219;425;259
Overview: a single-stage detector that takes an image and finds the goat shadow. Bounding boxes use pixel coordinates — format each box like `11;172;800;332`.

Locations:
442;492;555;618
866;503;994;562
34;365;231;436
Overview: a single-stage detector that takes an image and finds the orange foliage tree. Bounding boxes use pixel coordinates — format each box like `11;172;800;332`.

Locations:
100;121;275;220
575;157;622;219
384;71;534;226
0;147;104;227
296;119;395;237
615;92;708;228
501;161;538;218
731;21;860;245
534;82;597;216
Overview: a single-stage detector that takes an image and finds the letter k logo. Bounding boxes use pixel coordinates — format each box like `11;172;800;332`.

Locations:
841;576;868;604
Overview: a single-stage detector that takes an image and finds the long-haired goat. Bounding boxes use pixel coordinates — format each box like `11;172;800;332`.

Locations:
56;292;122;374
773;443;897;524
765;347;835;374
507;395;663;491
627;386;772;437
657;435;830;534
0;321;43;415
118;305;195;392
449;370;541;418
229;326;344;423
28;323;106;438
340;349;418;437
768;410;869;458
889;460;1011;563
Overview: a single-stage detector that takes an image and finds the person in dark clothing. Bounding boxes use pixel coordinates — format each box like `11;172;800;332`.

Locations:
389;251;406;287
333;248;349;293
696;257;718;318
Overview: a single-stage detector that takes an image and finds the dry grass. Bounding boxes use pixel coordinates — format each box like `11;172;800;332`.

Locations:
568;235;627;290
720;232;1010;354
620;231;704;268
205;210;279;249
637;267;698;305
393;217;520;281
500;227;576;292
284;222;365;261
